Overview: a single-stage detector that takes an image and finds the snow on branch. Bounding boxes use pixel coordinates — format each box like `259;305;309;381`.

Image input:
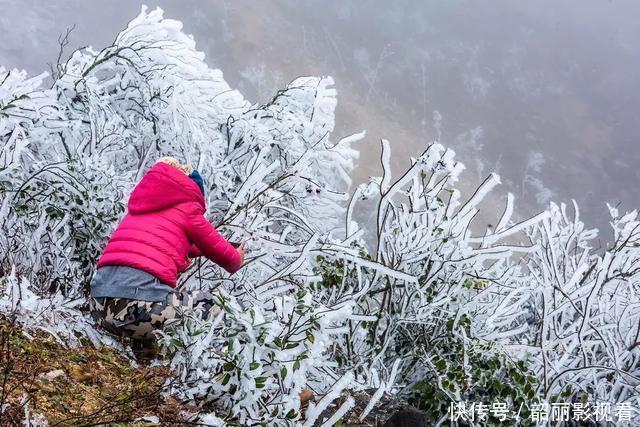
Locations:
1;5;639;424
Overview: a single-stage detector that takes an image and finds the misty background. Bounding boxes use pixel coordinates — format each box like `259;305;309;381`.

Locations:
2;0;639;238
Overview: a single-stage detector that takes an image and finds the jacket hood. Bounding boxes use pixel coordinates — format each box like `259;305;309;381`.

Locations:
128;162;205;214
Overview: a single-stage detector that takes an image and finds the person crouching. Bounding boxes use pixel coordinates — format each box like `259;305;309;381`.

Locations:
89;157;245;342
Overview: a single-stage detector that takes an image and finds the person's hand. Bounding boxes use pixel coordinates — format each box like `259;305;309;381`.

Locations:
236;241;246;264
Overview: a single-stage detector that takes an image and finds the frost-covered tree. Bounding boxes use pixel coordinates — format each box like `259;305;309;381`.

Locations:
1;6;639;426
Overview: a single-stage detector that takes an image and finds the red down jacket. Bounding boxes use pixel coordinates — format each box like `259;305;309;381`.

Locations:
97;162;242;287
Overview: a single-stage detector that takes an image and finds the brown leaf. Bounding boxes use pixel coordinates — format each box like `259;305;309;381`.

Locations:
299;388;315;406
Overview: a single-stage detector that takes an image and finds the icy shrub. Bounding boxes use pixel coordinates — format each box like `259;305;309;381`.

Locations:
161;290;353;425
0;269;121;349
1;5;640;425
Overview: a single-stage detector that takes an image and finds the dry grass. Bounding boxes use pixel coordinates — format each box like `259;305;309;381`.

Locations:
0;319;198;426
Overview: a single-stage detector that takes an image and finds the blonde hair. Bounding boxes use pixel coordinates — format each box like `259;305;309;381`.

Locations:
156;157;193;175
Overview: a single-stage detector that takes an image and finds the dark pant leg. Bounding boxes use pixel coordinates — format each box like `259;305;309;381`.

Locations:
90;297;163;339
90;290;222;340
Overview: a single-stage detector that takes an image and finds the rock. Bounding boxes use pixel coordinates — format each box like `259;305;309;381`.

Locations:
313;389;426;427
382;405;426;427
39;369;66;384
